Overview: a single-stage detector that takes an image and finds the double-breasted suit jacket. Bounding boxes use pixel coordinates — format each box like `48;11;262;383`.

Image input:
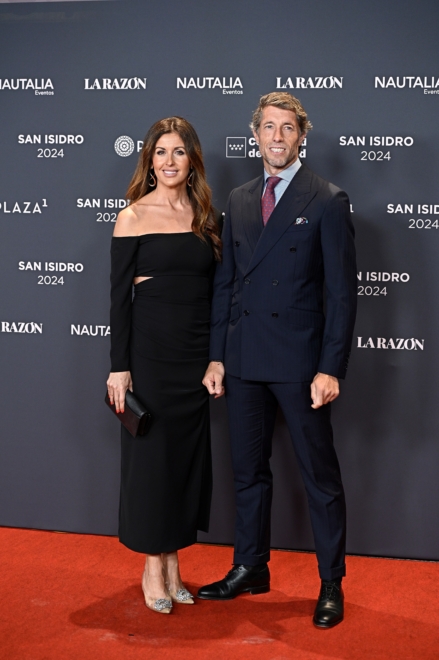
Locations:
210;162;357;382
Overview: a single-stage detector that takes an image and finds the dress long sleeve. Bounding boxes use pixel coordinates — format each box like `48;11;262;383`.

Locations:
110;236;139;372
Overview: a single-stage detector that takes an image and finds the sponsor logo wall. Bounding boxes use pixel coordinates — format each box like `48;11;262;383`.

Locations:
276;76;343;89
0;78;54;95
1;0;438;561
176;77;243;93
375;76;439;93
84;77;147;90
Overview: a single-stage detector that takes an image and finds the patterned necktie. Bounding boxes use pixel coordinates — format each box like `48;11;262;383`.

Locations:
261;176;282;225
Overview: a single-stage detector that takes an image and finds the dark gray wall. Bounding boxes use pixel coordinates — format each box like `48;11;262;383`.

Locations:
1;0;439;560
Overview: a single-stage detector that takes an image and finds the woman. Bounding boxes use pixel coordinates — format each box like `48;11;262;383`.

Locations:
106;117;222;614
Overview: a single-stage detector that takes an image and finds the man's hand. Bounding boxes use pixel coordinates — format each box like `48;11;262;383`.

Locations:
310;372;339;409
107;371;133;413
202;361;225;398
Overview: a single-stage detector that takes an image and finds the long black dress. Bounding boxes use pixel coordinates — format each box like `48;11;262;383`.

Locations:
110;232;214;554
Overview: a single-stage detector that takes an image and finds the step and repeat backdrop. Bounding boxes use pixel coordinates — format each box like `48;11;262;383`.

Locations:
1;0;439;561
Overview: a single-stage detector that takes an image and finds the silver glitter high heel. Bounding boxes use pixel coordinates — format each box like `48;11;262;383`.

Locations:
162;557;194;604
168;587;195;605
143;593;173;614
142;570;173;614
149;597;173;613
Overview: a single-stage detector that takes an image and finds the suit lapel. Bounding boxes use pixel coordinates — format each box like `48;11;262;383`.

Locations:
242;175;264;253
244;164;316;275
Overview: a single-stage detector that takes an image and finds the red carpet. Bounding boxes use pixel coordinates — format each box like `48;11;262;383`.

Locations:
1;527;439;659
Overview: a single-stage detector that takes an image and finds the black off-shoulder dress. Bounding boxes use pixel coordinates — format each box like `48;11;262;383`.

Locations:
110;232;215;554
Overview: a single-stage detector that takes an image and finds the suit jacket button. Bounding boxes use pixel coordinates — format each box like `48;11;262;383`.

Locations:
243;309;250;316
272;279;279;286
235;241;240;247
272;312;278;318
289;246;296;252
244;278;250;284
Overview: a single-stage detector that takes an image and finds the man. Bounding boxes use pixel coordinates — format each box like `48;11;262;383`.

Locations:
198;92;357;629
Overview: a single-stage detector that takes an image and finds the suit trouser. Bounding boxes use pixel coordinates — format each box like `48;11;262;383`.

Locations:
225;373;346;581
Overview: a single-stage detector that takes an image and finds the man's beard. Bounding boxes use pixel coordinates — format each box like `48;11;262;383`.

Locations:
263;145;298;169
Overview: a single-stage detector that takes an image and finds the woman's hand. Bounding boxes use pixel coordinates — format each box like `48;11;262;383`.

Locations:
107;371;133;413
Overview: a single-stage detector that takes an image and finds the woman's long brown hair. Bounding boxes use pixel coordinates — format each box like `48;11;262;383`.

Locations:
126;117;221;261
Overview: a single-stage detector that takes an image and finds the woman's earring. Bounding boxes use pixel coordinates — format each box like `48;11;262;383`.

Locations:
187;170;194;187
149;169;157;187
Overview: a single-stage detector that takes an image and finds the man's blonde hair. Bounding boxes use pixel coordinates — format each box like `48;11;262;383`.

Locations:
251;92;313;135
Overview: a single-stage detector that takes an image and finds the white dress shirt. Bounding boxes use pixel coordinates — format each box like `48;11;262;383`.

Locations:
262;158;302;205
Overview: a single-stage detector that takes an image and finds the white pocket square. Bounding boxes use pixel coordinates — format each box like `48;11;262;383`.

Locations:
295;217;308;225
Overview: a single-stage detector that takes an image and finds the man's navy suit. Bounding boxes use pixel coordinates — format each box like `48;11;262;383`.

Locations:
210;162;357;580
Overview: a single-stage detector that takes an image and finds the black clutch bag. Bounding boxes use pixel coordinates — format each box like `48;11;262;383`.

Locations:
105;390;152;437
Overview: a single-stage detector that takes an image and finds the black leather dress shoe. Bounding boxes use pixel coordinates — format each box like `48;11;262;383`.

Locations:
197;564;270;600
313;580;344;628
